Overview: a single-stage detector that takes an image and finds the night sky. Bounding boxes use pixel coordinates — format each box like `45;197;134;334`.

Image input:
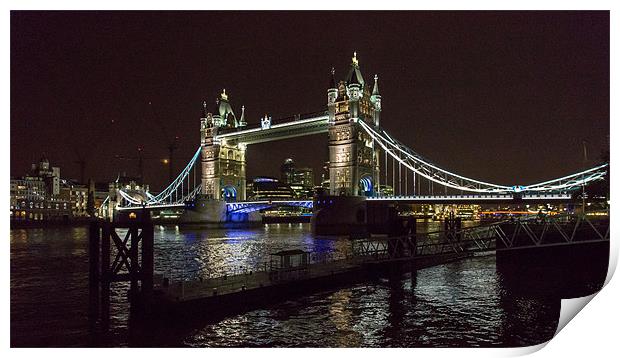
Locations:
11;11;609;191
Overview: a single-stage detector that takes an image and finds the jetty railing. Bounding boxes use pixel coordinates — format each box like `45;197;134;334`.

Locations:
351;214;610;260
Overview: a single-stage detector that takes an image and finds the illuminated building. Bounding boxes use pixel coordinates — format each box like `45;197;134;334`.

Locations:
59;180;89;217
247;177;294;200
10;156;72;221
280;158;315;199
377;184;393;196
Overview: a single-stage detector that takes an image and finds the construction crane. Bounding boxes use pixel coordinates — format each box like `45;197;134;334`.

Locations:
113;146;168;183
69;120;101;185
167;136;180;184
73;148;87;185
146;100;183;185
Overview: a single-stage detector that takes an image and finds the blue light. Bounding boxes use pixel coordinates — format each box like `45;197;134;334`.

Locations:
253;177;278;183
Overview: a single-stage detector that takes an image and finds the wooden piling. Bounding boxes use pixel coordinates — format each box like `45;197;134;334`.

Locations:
100;223;111;329
141;224;154;296
129;224;139;294
88;221;100;329
89;220;155;328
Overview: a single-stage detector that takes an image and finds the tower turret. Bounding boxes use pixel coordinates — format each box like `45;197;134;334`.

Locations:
211;98;222;127
216;89;238;128
201;100;209;119
346;52;363;118
327;67;338;124
371;74;381;126
239;105;247;127
200;100;210;146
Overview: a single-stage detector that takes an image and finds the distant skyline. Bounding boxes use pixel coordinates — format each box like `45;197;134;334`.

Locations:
11;11;609;190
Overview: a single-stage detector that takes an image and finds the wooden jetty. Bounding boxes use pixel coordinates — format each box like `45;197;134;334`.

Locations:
88;213;609;327
145;248;472;322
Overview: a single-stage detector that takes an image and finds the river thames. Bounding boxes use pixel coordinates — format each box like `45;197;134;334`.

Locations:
11;222;606;347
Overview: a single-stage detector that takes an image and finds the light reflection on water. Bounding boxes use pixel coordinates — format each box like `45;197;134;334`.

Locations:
183;254;557;348
11;222;566;347
153;223;350;281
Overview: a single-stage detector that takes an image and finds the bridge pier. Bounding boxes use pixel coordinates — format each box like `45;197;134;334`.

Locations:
180;196;226;224
312;196;368;236
179;195;261;227
312;195;414;236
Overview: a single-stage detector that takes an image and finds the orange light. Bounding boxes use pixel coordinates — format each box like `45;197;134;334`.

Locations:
162;159;169;164
129;212;137;219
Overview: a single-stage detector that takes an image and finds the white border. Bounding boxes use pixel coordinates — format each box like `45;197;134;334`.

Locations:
3;2;617;357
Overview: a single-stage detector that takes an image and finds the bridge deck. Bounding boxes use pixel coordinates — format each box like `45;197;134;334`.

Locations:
215;114;329;145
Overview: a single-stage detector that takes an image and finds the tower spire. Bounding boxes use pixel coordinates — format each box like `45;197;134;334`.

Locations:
372;74;380;96
329;67;336;89
346;51;364;86
239;105;247;127
201;100;208;118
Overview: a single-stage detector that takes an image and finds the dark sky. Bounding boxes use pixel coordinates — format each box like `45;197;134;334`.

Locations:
11;11;609;191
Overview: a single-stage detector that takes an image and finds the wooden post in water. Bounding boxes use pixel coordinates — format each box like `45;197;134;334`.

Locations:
100;223;111;330
90;217;155;327
444;212;462;241
129;224;139;295
88;221;100;330
141;223;154;297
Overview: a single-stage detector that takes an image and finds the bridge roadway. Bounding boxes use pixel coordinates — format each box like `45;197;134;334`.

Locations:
118;193;574;212
214;113;329;145
365;193;572;204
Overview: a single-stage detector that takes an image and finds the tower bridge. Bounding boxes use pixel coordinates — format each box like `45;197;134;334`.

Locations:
104;52;608;228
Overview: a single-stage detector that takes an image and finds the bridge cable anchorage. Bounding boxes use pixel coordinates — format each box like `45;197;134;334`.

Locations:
358;120;608;194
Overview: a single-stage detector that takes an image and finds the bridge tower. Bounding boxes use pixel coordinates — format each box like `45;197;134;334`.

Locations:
327;52;381;196
200;90;247;202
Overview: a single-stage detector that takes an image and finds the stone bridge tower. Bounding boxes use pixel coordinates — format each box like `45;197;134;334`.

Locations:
327;52;381;196
200;90;247;202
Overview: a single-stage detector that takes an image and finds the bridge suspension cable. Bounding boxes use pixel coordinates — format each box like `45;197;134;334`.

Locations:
115;146;202;209
147;146;201;204
359;120;608;194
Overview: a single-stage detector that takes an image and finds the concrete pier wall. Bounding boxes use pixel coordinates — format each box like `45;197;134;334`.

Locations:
311;196;403;236
311;196;368;236
179;196;261;227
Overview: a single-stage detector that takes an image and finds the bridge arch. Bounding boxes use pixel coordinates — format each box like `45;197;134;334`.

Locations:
359;175;374;197
221;185;238;202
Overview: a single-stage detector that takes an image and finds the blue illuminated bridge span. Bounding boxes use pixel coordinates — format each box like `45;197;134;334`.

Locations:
110;116;607;213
